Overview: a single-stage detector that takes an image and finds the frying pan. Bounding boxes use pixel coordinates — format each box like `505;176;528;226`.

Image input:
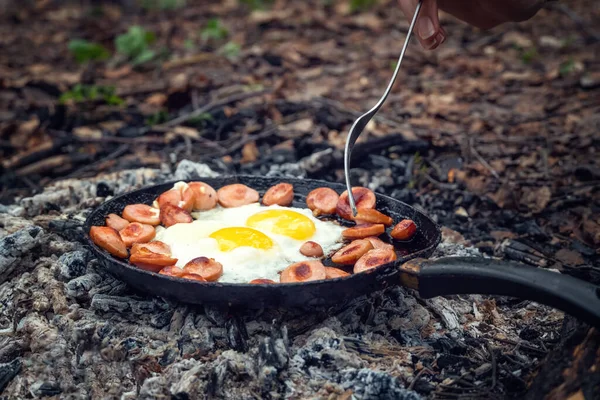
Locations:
84;176;600;328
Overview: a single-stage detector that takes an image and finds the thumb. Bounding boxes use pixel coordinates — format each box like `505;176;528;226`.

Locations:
398;0;445;50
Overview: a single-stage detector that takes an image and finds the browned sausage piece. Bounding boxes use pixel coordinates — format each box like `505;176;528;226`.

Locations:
156;186;195;212
342;223;385;240
299;241;324;257
391;219;417;241
160;204;193;228
331;239;374;265
159;265;185;277
325;267;351;279
89;226;128;259
249;278;276;284
183;256;223;282
129;247;178;273
106;213;130;231
262;183;294;206
365;236;394;251
353;208;393;226
188;181;218;211
354;248;398;274
119;222;156;247
280;260;327;283
217;184;259;208
131;241;172;257
336;187;376;220
306;188;339;216
180;273;208;282
122;204;161;226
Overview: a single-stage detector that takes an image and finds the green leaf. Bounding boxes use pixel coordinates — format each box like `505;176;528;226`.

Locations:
115;25;156;65
201;18;229;41
68;39;110;64
219;41;241;60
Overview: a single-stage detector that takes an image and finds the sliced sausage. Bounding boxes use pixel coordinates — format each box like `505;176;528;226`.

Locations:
89;226;128;259
249;278;276;284
160;204;193;228
331;239;374;265
391;219;417;241
299;241;324;257
365;236;394;251
217;184;259;208
106;213;129;231
180;273;208;282
188;181;218;211
306;187;339;216
119;222;156;247
325;267;351;279
122;204;161;226
280;260;327;283
129;245;177;272
342;223;385;240
159;265;185;277
131;241;172;257
354;248;398;274
353;208;393;226
336;187;376;220
156;186;195;212
183;256;223;282
262;183;294;206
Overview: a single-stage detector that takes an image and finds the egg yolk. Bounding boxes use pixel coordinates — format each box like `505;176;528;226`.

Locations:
246;209;316;241
209;227;274;252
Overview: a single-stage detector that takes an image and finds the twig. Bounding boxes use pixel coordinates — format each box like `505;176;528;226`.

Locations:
550;3;600;42
487;343;497;390
408;367;433;390
58;144;129;181
469;137;499;180
157;88;272;129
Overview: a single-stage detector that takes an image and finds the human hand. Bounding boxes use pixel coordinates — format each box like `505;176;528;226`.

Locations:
397;0;548;50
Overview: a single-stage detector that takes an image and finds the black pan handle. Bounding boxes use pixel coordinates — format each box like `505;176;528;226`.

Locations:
398;256;600;328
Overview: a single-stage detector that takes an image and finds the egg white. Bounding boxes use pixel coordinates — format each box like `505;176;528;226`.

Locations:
154;203;345;283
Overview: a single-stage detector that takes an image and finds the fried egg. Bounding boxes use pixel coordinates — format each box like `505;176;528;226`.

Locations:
154;203;345;283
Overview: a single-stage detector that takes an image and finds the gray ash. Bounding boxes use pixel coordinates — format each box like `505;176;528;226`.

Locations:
0;160;571;399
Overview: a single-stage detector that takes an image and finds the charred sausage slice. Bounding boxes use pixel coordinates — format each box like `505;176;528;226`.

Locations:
160;204;193;227
188;181;218;211
262;183;294;206
156;185;195;212
183;256;223;282
331;239;374;265
365;236;394;251
119;222;156;247
180;273;208;282
306;188;339;216
336;187;376;220
90;226;128;259
106;213;130;231
129;248;178;272
354;248;398;274
131;241;172;256
391;219;417;241
249;278;276;284
342;223;385;240
325;267;351;279
353;208;393;226
299;241;324;257
280;260;327;283
159;265;185;277
122;204;161;226
217;184;259;208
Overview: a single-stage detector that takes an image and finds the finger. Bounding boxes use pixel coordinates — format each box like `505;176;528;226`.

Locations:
398;0;443;50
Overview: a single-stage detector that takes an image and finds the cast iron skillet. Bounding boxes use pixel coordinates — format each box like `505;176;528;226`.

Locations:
84;176;600;328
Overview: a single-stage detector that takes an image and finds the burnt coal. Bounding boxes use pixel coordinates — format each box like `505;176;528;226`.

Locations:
57;250;89;280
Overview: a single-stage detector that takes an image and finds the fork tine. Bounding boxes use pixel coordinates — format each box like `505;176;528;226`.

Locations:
344;0;423;217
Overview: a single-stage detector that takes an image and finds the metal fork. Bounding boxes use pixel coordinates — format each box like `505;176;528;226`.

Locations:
344;0;423;217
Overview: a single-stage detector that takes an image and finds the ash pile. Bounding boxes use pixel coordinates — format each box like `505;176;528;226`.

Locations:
1;159;583;400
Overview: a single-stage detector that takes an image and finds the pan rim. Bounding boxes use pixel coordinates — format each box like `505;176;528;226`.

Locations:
83;175;441;289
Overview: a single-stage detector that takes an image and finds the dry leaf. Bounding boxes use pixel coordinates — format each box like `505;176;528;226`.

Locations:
555;249;585;266
73;126;102;139
145;93;167;107
241;141;259;164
